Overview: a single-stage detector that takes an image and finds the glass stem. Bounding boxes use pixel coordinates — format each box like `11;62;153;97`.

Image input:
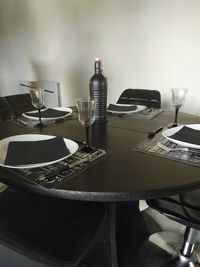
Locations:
85;126;90;147
173;105;180;127
38;108;42;124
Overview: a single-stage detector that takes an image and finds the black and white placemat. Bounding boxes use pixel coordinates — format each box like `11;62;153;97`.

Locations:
108;108;164;120
6;144;106;189
133;133;200;168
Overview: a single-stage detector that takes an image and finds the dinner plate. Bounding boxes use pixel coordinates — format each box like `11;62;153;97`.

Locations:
0;134;79;169
162;124;200;149
107;104;146;114
22;107;72;121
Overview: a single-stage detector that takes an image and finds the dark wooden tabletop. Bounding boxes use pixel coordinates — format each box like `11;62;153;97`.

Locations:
1;110;200;201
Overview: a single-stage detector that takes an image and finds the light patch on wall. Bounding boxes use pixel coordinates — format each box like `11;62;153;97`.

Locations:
0;0;200;113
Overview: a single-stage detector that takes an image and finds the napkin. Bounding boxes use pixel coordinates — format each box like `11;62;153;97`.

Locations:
25;108;70;118
107;104;137;112
5;136;70;166
170;126;200;145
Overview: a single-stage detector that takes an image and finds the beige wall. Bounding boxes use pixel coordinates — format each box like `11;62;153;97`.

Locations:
0;0;200;114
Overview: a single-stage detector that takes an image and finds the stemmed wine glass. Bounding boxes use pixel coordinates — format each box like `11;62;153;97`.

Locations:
30;88;44;127
170;88;188;127
76;98;95;153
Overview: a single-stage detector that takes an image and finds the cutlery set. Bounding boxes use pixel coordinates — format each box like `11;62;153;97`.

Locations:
9;114;73;128
148;126;163;139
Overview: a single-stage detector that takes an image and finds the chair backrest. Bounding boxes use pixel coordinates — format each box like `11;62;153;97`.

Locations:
5;94;35;117
117;89;161;108
0;97;14;121
19;81;61;108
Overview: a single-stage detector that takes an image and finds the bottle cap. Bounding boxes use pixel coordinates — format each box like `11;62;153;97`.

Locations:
94;58;102;72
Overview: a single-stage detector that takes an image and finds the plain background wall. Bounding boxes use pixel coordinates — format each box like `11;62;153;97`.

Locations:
0;0;200;114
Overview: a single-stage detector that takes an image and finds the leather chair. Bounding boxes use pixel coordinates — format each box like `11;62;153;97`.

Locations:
117;88;161;108
5;94;36;117
0;97;14;121
0;187;106;267
140;190;200;267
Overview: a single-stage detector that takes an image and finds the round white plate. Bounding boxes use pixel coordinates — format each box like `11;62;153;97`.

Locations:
162;124;200;149
22;107;72;121
0;134;79;169
107;104;146;114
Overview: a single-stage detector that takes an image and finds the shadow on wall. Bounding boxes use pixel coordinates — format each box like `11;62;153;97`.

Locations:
31;61;56;83
18;61;61;107
67;57;93;105
31;60;89;106
68;64;89;101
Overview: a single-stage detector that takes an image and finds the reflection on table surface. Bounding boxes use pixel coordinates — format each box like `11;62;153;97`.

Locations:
1;110;200;200
1;110;200;267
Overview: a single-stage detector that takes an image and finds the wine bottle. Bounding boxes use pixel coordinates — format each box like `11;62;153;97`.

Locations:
89;58;108;123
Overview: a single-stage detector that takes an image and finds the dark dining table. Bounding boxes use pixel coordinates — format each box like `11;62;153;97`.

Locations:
0;110;200;267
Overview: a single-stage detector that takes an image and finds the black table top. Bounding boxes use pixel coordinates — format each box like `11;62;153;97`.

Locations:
1;111;200;201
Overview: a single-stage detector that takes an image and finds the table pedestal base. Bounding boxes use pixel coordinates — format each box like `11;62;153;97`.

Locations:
82;201;149;267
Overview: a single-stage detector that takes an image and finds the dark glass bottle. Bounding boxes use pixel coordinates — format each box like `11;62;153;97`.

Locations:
89;58;107;123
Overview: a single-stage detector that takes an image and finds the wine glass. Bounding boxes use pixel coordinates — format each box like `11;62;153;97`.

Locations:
76;98;95;153
30;88;44;127
170;88;188;127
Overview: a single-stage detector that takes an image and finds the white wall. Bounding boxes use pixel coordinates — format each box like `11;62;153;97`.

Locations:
0;0;200;114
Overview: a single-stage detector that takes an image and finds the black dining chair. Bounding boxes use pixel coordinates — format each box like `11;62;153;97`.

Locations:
0;187;106;267
0;97;14;121
140;190;200;267
5;93;37;117
117;88;161;108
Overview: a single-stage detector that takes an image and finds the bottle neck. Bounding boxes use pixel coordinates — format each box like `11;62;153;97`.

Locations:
94;60;103;74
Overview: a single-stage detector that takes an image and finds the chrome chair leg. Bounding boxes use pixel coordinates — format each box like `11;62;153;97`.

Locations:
139;228;200;267
180;228;199;258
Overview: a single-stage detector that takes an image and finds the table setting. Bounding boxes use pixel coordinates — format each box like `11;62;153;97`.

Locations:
9;85;73;128
0;134;78;169
3;139;106;189
130;87;200;167
107;102;164;119
23;106;72;120
135;123;200;169
20;106;73;127
0;96;106;189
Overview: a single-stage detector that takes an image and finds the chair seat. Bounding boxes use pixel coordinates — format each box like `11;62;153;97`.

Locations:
146;190;200;230
0;97;14;121
0;188;106;266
